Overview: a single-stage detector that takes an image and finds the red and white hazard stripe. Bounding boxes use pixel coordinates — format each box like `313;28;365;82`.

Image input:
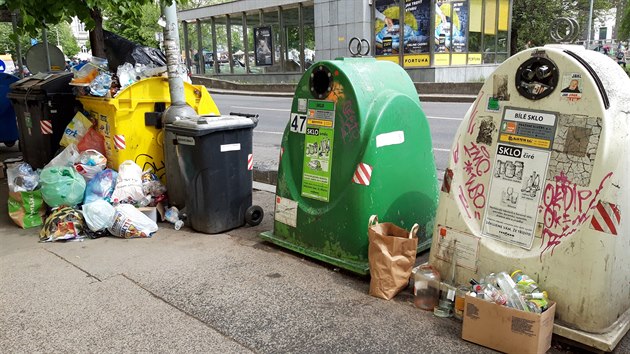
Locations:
40;120;53;135
352;162;373;186
248;154;253;170
114;135;126;150
591;201;621;235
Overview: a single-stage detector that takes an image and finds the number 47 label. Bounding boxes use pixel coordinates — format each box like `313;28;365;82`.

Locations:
290;113;307;134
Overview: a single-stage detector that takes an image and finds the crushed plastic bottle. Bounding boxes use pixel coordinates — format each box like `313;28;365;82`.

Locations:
496;271;529;312
165;206;183;230
89;72;113;97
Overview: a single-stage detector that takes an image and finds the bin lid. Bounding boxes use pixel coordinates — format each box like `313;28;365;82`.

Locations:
167;114;257;136
9;72;74;93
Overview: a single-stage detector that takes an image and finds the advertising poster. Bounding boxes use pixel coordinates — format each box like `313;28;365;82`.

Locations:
374;0;401;56
482;108;558;249
402;0;431;67
254;26;273;66
434;0;468;53
301;100;335;202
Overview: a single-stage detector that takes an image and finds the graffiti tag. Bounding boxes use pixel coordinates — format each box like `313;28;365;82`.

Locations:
458;142;491;219
339;100;359;144
539;171;613;257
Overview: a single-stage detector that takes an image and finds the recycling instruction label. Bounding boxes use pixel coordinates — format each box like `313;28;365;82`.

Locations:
301;100;335;202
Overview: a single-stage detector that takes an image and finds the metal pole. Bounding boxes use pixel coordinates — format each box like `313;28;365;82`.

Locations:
196;19;204;74
586;0;594;48
12;11;24;78
227;15;234;74
243;12;250;74
161;0;197;122
183;21;191;74
42;25;52;72
299;3;305;72
279;7;285;71
211;17;219;75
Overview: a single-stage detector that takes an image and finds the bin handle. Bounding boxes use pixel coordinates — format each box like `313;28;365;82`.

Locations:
409;223;419;239
368;215;378;227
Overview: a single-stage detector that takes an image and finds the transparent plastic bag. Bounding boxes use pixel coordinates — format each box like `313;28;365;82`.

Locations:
46;143;80;169
116;62;136;89
89;72;112;97
84;169;118;204
7;162;39;193
82;199;116;232
40;166;86;207
108;204;158;238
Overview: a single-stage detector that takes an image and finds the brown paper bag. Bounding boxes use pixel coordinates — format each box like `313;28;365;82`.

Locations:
368;215;419;300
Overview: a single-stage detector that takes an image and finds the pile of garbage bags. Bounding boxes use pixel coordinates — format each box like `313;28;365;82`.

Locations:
5;110;183;242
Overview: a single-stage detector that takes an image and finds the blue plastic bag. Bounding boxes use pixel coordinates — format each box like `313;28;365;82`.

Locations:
84;168;118;204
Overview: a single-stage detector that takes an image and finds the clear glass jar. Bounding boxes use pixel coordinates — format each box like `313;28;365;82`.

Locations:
453;285;469;320
413;264;441;311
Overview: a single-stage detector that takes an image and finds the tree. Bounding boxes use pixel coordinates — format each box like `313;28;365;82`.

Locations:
105;2;162;48
619;0;630;40
0;0;172;58
511;0;612;55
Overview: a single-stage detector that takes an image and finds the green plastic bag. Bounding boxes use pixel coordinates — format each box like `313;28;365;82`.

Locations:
8;190;46;229
40;166;86;207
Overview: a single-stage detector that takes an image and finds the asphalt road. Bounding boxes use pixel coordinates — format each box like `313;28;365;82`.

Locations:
213;93;472;177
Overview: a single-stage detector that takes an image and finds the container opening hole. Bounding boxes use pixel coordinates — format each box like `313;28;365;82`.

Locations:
312;68;332;98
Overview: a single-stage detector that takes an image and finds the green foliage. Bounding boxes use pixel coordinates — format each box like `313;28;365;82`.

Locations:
0;21;79;59
105;2;162;47
620;1;630;40
511;0;613;54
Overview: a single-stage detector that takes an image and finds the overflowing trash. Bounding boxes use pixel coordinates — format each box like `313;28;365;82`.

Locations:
412;265;552;320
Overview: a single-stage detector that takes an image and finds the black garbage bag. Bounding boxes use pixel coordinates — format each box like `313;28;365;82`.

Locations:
103;30;167;72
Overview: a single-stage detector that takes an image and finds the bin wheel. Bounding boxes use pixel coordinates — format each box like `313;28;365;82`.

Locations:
245;205;264;226
3;141;15;147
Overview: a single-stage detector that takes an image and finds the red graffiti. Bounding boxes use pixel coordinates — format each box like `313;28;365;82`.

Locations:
459;142;491;219
340;100;359;143
539;171;613;257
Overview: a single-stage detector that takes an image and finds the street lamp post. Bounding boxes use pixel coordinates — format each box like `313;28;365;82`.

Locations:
586;0;594;48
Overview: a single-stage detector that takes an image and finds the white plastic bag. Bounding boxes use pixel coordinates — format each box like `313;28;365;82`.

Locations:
74;149;107;181
60;112;92;147
82;200;116;232
111;161;145;205
46;143;80;169
108;204;158;238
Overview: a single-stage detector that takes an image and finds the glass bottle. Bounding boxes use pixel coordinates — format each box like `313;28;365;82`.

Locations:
413;264;441;311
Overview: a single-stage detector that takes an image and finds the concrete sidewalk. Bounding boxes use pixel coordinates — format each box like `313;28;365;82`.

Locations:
2;149;629;352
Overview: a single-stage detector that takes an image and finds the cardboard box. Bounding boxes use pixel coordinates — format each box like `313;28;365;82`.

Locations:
138;207;158;223
462;294;556;354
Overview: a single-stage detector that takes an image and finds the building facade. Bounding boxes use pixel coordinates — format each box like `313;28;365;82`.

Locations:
178;0;512;83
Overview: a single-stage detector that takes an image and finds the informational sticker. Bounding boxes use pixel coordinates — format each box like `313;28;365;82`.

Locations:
275;196;298;227
289;113;307;134
560;73;583;101
434;226;480;271
375;131;404;148
176;136;195;146
301;100;335;202
499;107;557;150
297;98;307;113
486;96;500;112
482;144;551;249
220;143;241;152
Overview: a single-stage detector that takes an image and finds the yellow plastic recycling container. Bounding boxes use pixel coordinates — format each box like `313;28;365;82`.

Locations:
77;77;219;182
